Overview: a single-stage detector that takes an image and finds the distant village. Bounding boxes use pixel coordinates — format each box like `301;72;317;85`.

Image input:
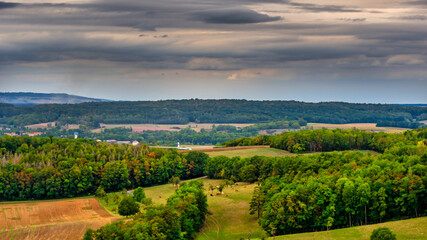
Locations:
1;126;43;137
1;128;192;149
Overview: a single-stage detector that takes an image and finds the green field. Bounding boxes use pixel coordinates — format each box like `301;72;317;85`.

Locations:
266;217;427;240
206;147;295;158
205;147;378;158
143;178;265;240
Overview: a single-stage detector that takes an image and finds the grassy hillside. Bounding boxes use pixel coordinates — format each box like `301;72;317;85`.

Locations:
205;147;295;158
142;178;427;240
265;217;427;240
142;179;265;240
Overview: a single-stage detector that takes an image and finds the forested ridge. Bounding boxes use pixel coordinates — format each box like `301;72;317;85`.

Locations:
1;99;426;127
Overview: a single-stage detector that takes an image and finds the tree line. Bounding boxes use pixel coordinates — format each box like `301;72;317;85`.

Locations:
0;136;208;200
1;99;425;127
207;128;427;235
223;128;421;153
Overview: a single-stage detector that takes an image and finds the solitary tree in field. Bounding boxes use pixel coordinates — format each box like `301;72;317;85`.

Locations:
133;187;146;203
170;176;181;187
118;196;140;216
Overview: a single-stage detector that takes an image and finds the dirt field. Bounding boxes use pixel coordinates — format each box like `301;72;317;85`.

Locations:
95;123;254;133
0;198;119;240
307;123;409;133
25;122;56;129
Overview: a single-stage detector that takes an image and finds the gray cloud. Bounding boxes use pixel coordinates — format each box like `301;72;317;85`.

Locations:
290;2;361;12
409;0;427;6
338;18;366;22
398;15;427;21
0;0;426;103
193;8;281;24
0;1;19;9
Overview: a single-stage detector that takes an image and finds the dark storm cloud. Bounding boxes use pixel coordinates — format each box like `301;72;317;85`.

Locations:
0;1;19;9
0;0;426;73
193;8;281;24
0;0;283;31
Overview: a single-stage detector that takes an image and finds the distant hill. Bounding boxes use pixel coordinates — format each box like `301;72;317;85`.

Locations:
0;92;110;106
0;99;426;127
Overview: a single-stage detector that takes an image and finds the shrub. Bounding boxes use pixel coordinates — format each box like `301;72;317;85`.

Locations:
133;187;146;203
95;187;106;198
371;227;397;240
118;196;140;216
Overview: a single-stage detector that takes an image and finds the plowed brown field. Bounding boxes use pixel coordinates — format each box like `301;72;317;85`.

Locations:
0;198;120;240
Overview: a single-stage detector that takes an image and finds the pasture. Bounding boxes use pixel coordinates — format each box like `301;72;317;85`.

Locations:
0;198;119;240
143;178;265;240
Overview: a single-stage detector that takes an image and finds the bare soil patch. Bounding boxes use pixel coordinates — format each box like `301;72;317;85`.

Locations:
25;122;56;129
0;198;119;240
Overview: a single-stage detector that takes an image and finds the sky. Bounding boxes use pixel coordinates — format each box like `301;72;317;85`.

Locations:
0;0;426;103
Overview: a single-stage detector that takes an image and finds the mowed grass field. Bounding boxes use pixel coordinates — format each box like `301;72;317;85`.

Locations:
205;147;295;158
201;146;378;158
0;198;119;240
307;123;409;133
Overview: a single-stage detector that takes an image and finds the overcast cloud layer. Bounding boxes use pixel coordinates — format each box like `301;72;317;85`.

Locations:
0;0;426;103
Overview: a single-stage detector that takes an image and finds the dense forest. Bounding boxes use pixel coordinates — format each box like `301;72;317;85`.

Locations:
208;128;427;235
1;100;426;127
0;136;208;200
223;128;425;153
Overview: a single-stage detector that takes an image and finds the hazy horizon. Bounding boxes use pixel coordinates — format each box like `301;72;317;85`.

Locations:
1;0;426;103
3;91;427;105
